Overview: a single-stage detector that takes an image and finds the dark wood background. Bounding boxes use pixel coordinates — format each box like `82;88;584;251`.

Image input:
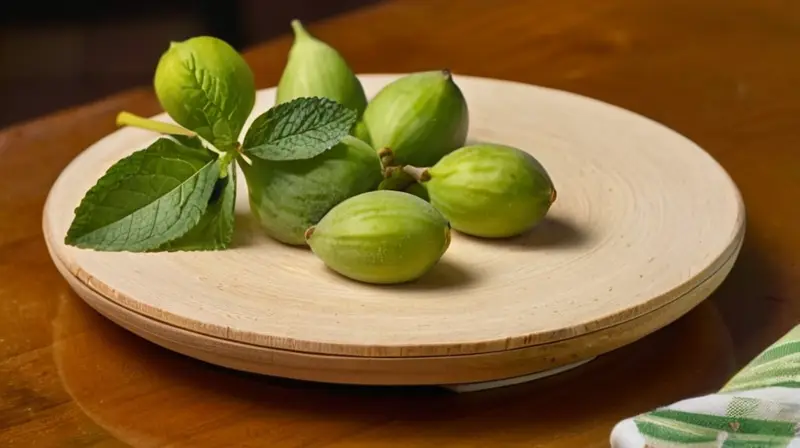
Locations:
0;0;383;127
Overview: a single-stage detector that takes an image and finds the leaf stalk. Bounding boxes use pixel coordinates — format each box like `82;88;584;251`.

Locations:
116;111;195;137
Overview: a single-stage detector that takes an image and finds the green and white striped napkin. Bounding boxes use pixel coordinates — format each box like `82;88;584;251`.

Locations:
611;324;800;447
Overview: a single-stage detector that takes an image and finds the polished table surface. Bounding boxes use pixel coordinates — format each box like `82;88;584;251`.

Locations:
1;0;799;446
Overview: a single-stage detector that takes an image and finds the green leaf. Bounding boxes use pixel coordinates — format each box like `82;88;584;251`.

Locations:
64;137;221;252
242;96;357;161
156;160;237;251
169;133;205;150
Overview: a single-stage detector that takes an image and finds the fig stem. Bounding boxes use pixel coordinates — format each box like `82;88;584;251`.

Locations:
550;187;557;204
377;147;395;168
402;165;431;182
236;143;253;166
383;165;399;178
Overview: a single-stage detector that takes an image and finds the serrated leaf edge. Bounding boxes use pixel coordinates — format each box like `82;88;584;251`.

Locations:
241;96;358;161
64;139;221;252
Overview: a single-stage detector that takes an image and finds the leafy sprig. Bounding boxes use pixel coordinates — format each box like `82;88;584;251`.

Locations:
242;96;357;161
65;96;358;252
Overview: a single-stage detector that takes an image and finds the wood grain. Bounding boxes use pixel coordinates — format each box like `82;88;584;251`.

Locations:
47;228;743;385
1;0;799;446
41;74;744;384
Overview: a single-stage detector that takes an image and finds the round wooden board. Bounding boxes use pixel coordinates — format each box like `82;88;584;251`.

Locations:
43;74;745;385
46;235;742;386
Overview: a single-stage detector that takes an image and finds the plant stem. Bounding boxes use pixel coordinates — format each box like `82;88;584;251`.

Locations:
377;147;395;169
219;150;238;178
116;111;196;137
205;143;225;157
116;110;231;158
382;165;400;178
402;165;431;182
236;143;253;166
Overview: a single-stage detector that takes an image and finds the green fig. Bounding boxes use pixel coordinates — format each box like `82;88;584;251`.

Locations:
241;135;383;246
404;144;556;238
276;20;368;118
361;70;469;168
305;190;451;284
352;119;372;145
154;36;256;150
403;182;429;202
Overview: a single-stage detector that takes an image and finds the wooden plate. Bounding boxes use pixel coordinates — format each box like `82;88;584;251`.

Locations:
43;74;745;385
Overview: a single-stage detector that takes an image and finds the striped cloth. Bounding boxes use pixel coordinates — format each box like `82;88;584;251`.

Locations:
611;325;800;447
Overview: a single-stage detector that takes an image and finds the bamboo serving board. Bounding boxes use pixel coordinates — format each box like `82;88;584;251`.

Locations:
43;74;745;386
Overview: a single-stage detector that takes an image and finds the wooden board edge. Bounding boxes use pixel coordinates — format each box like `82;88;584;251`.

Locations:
46;232;743;385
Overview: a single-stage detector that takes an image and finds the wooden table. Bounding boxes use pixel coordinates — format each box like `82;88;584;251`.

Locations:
1;1;798;446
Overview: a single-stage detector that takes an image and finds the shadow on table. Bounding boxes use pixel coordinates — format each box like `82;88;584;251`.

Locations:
708;226;792;366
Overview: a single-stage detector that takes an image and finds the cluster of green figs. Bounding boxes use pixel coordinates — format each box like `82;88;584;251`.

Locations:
154;20;557;285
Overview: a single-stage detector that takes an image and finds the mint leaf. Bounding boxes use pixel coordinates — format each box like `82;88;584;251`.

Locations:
65;137;221;252
156;160;237;251
167;133;227;173
169;133;205;150
242;96;357;161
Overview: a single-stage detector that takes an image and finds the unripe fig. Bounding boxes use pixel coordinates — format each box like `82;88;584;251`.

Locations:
404;182;429;202
305;190;451;284
352;119;372;146
276;20;368;118
154;36;255;150
241;135;383;246
404;144;556;238
361;70;469;168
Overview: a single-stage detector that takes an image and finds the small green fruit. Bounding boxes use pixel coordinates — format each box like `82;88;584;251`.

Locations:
404;182;429;202
406;144;556;238
305;190;451;284
241;135;383;246
352;119;372;146
276;20;368;118
361;70;469;167
154;36;255;150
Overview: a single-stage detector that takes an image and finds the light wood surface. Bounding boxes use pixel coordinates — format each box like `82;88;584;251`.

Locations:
2;0;799;446
46;232;742;385
42;74;744;384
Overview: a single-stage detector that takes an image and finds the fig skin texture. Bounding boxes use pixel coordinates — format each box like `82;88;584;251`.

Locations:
409;144;557;238
305;190;452;285
153;36;255;151
241;135;383;246
361;70;469;168
403;182;430;202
